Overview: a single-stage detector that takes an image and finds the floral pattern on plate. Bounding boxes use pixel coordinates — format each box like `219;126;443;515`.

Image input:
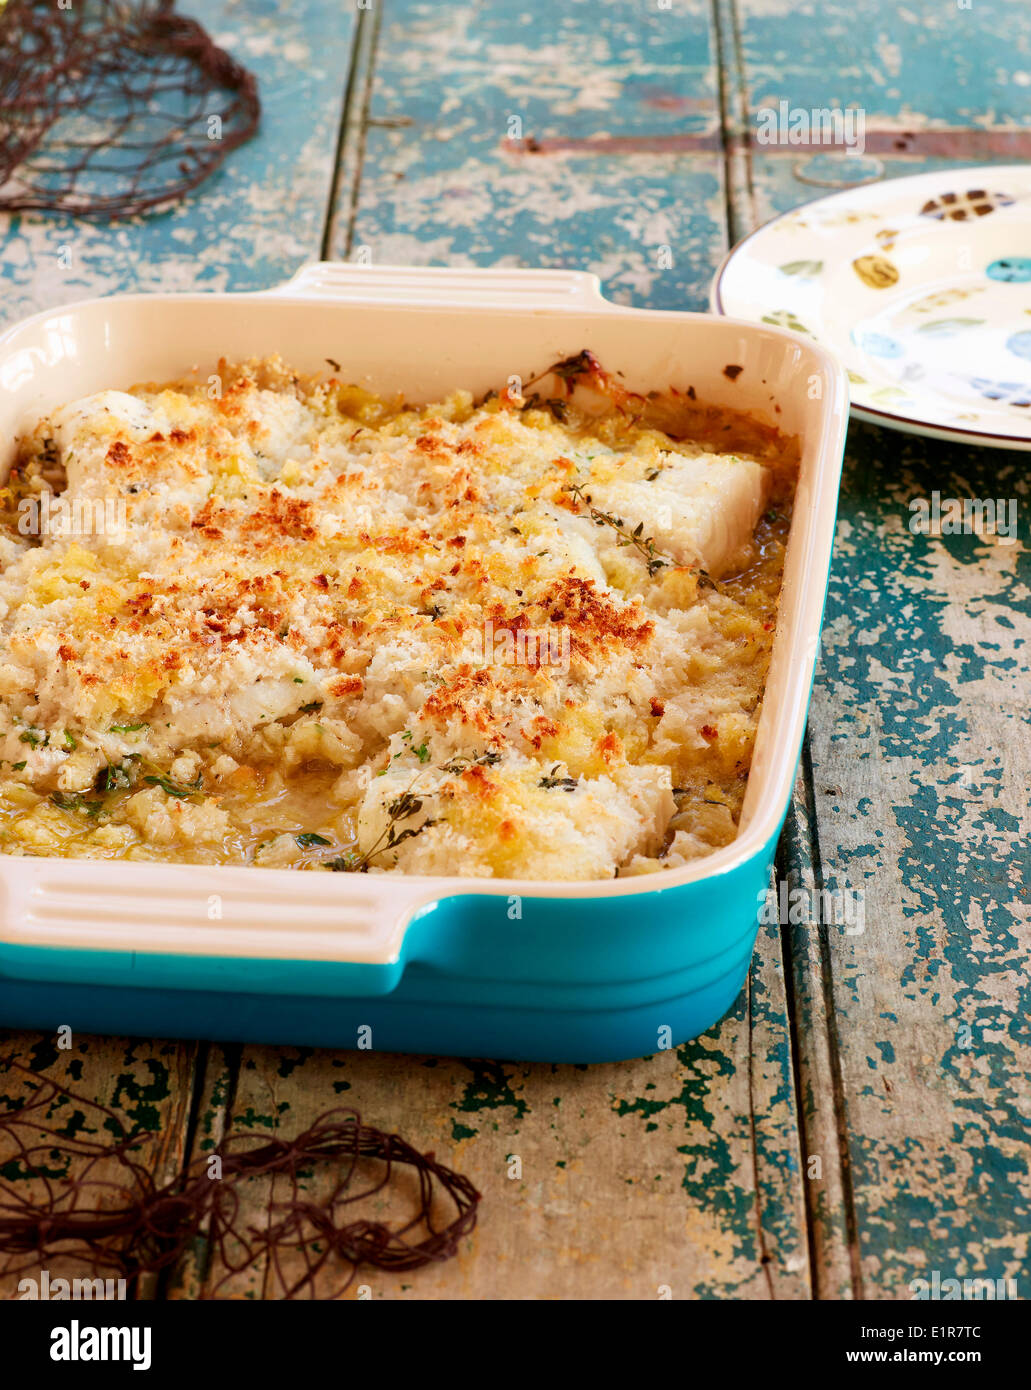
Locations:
712;164;1031;449
919;188;1015;221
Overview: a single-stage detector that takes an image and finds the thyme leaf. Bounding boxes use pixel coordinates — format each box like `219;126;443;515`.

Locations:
539;764;578;791
548;350;597;382
143;772;202;800
523;350;597;392
51;791;103;817
443;750;502;775
95;759;140;793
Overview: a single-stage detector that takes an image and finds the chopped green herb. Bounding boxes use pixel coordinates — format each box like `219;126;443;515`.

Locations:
63;731;77;751
143;773;202;799
96;760;139;793
109;721;148;733
296;832;332;848
325;853;362;872
12;761;26;771
18;728;44;748
51;791;103;817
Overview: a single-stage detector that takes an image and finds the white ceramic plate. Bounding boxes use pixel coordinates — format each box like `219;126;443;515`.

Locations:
711;164;1031;450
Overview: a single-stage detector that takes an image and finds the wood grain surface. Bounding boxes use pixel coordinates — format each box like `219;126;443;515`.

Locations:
1;0;1028;1301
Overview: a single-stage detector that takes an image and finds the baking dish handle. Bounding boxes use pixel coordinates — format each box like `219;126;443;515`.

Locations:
0;862;447;997
263;261;629;312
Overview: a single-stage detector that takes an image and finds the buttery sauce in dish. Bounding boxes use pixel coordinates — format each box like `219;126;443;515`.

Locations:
0;353;797;880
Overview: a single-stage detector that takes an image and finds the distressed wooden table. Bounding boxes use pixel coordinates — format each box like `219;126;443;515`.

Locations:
1;0;1028;1300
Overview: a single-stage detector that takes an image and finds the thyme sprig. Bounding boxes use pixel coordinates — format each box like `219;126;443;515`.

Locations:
442;749;502;775
562;482;670;578
519;393;569;423
331;749;509;870
562;481;718;590
539;765;578;791
326;779;437;873
522;349;598;393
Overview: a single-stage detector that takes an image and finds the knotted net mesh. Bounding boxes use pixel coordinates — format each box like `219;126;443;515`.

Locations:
0;0;260;218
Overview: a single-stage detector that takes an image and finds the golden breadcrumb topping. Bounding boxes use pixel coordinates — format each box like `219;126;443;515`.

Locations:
0;353;796;880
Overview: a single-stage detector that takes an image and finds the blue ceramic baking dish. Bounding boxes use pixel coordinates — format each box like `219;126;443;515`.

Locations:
0;265;848;1061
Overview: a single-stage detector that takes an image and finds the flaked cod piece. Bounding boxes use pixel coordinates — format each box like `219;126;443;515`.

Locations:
583;452;768;580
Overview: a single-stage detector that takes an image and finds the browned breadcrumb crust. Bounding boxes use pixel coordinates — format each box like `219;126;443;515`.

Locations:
0;353;798;879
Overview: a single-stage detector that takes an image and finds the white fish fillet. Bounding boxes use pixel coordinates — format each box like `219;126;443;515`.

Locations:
51;391;162;497
586;453;769;579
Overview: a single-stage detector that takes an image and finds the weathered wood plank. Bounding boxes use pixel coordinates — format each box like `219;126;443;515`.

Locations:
187;982;810;1301
200;0;813;1301
0;0;359;1300
726;0;1031;1299
0;1037;199;1299
160;1044;237;1301
777;767;859;1300
809;425;1030;1299
331;0;726;305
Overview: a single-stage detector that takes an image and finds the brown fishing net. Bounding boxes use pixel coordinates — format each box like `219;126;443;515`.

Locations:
0;0;260;219
0;1064;481;1298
